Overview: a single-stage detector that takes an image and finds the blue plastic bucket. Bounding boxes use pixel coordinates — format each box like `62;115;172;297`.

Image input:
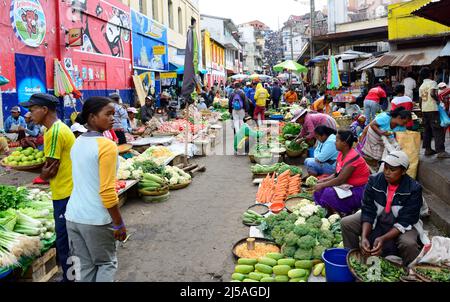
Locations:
322;248;355;282
308;147;315;158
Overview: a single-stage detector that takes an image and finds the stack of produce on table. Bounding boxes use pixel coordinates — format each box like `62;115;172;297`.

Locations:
115;180;127;193
258;207;343;261
231;252;326;282
0;187;55;269
256;171;302;204
348;255;407;282
2;147;46;167
117;147;175;180
242;210;265;226
165;166;192;186
281;123;301;139
251;163;302;176
213;98;229;109
138;173;168;192
158;119;206;135
250;144;272;159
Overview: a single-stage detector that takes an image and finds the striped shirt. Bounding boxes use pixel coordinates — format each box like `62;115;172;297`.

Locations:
65;132;119;225
44;120;75;200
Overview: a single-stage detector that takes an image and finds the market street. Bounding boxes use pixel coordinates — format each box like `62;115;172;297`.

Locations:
115;154;251;282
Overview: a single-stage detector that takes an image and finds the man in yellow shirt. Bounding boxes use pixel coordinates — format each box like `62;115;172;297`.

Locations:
21;93;76;281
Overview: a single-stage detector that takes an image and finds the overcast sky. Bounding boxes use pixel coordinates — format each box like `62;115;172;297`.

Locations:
198;0;328;30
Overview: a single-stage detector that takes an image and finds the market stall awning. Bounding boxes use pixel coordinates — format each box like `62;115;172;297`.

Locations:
412;0;450;27
169;62;182;71
354;56;382;71
335;50;372;61
374;46;443;68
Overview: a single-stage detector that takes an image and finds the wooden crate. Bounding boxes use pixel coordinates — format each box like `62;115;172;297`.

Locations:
19;248;59;282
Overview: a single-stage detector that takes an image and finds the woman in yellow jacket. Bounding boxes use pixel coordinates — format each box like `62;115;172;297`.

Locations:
254;83;269;125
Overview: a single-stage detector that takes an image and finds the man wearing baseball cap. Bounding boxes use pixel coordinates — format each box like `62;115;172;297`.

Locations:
341;151;427;266
109;93;128;145
3;106;27;142
21;93;76;281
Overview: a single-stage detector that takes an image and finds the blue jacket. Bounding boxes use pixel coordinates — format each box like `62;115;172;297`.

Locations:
246;88;256;106
271;86;282;101
361;172;422;233
4;116;26;133
314;134;338;164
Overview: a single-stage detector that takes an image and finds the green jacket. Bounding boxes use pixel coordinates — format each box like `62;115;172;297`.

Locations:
234;123;263;151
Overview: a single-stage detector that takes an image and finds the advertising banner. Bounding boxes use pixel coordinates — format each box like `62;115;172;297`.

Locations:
131;9;168;71
15;53;47;104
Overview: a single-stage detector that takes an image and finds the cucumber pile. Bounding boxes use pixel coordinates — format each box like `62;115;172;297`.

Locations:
139;173;168;191
242;210;264;225
231;252;326;282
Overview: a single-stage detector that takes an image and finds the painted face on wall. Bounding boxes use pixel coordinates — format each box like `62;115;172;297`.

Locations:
104;14;122;57
21;10;38;37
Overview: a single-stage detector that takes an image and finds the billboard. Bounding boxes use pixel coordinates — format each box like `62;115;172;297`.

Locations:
131;9;168;72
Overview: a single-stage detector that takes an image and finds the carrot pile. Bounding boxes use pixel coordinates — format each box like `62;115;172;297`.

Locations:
256;170;301;204
288;174;302;196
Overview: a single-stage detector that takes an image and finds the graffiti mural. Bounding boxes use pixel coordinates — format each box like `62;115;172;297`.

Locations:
71;0;131;58
10;0;46;47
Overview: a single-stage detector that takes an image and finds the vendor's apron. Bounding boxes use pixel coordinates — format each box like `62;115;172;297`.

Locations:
5;124;19;142
369;211;398;257
362;126;384;161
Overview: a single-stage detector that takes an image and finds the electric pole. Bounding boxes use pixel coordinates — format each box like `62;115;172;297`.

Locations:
310;0;315;82
290;23;294;61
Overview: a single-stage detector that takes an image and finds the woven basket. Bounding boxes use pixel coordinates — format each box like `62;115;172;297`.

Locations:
412;264;450;282
334;116;353;128
286;149;306;158
1;159;44;171
139;185;169;196
169;181;191;190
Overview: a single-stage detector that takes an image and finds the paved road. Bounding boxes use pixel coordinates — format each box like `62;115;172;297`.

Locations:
115;155;255;282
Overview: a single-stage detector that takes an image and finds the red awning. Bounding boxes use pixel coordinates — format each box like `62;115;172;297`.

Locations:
412;0;450;27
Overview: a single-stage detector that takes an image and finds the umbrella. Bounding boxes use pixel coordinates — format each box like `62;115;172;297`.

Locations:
327;56;342;90
230;74;248;80
251;74;272;81
54;59;81;98
273;60;308;73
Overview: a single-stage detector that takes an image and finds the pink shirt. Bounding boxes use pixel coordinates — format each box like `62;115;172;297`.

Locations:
300;113;337;140
336;149;370;187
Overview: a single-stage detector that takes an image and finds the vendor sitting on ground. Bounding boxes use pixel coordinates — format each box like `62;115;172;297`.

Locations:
19;112;44;149
311;95;333;115
126;107;145;136
234;116;268;155
350;115;367;138
341;151;424;266
292;109;337;146
313;130;370;216
304;126;338;177
4;106;27;142
141;96;155;124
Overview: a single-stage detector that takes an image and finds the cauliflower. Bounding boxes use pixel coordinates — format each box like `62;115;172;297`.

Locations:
294;217;306;226
169;177;179;186
321;218;331;231
117;169;131;180
298;204;319;218
328;214;341;225
305;176;318;187
131;169;144;180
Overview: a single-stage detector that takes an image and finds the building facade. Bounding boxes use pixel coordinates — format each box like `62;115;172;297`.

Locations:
238;21;268;74
202;30;226;87
200;15;243;77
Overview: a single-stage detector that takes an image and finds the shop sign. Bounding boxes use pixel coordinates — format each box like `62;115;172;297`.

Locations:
67;28;83;47
153;45;166;55
10;0;46;48
160;72;177;79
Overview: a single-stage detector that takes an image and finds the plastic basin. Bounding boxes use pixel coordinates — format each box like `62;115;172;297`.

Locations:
322;248;355;282
270;203;285;214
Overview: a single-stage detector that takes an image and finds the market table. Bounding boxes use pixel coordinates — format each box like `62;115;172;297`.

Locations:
118;180;139;208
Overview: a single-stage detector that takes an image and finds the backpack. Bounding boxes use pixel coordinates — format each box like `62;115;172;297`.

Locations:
232;91;244;110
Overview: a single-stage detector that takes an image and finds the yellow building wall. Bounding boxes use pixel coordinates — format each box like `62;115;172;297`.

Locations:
203;31;212;68
388;0;450;41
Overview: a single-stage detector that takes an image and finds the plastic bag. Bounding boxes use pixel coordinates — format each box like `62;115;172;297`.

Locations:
410;236;450;267
439;104;450;128
396;131;421;179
